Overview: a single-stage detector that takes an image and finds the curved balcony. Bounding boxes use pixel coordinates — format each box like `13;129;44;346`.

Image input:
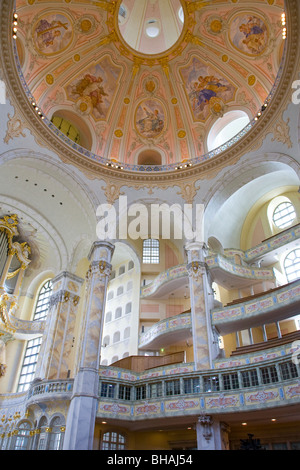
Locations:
98;354;300;421
138;312;192;350
140;264;188;299
245;223;300;264
206;253;275;289
211;279;300;335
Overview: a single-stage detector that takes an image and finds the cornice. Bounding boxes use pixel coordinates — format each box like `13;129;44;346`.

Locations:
0;0;299;188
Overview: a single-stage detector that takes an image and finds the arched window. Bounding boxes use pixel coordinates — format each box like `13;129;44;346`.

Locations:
117;286;124;296
51;115;80;144
36;416;47;450
103;335;110;347
17;337;43;392
125;302;132;315
107;291;114;300
124;327;130;339
284;249;300;282
33;280;53;321
14;422;32;450
113;331;120;343
273;201;296;229
111;355;119;363
127;281;133;291
17;280;52;392
115;307;122;319
119;265;125;275
48;416;65;450
142;239;159;264
207;110;250;152
101;431;126;450
105;311;112;323
128;260;134;270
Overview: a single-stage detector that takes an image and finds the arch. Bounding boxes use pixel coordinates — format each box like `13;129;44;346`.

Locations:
124;327;130;339
125;302;132;314
105;311;112;323
207;110;250;152
50;109;93;151
284;249;300;282
119;265;125;275
14;421;32;450
137;149;163;166
115;307;122;319
113;331;120;343
103;335;110;347
32;279;53;321
204;157;300;248
117;286;124;296
267;196;297;230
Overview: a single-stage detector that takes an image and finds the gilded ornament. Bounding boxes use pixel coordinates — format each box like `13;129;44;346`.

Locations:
210;20;222;33
248;75;256;86
46;74;54;85
114;129;123;138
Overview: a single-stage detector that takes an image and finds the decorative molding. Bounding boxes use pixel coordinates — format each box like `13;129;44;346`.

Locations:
3;111;26;144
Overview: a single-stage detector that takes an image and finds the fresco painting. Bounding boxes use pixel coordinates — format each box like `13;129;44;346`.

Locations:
33;13;73;55
66;57;122;120
229;14;268;56
135;99;165;139
180;57;236;122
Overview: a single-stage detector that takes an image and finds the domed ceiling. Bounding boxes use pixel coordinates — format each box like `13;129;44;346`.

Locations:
14;0;286;171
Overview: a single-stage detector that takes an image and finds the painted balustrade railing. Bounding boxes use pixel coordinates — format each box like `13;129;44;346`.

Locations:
212;278;300;334
28;379;73;398
140;264;188;298
138;311;191;348
206;253;275;280
98;355;300;419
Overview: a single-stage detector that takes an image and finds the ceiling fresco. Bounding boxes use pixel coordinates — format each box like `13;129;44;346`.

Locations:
14;0;285;168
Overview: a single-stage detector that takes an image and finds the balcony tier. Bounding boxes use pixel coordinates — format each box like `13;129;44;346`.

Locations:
212;279;300;335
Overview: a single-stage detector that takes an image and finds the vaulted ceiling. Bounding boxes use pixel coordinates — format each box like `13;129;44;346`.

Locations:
14;0;285;170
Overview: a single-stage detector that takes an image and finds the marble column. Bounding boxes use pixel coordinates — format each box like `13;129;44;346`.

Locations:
34;271;84;381
196;414;230;450
185;242;218;370
63;241;114;451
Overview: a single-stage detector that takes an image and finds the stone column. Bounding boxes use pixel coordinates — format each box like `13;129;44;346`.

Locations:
185;242;218;370
196;414;230;450
34;271;84;381
63;241;114;451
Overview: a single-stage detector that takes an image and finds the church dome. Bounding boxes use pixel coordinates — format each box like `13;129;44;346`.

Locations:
4;0;292;177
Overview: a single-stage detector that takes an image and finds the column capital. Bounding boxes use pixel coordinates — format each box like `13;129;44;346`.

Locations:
185;242;208;263
88;240;115;262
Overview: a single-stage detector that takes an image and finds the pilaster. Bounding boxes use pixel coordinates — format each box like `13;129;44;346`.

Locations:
185;242;213;370
63;241;114;450
34;271;84;381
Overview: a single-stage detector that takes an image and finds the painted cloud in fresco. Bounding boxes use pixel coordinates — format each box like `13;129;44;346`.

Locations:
180;57;236;122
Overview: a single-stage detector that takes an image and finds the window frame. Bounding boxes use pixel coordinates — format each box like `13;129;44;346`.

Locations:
142;238;160;264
